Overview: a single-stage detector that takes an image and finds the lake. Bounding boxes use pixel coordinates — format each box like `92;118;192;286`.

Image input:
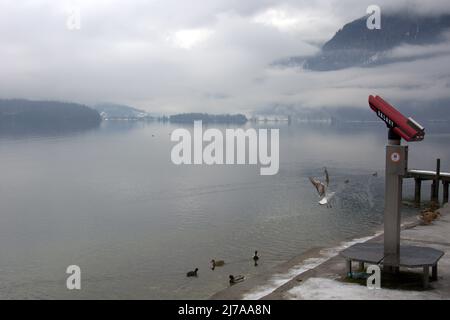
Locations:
0;120;449;299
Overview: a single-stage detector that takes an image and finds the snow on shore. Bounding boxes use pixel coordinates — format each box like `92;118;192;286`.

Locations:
285;277;443;300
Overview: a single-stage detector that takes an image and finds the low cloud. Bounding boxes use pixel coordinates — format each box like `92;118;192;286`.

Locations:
0;0;450;114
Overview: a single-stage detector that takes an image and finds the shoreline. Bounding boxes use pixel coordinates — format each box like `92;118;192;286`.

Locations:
210;214;421;300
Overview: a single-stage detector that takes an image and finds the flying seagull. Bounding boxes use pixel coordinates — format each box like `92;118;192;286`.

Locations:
309;168;335;208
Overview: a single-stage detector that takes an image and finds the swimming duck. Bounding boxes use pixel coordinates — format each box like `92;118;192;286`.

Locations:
211;259;225;270
229;275;245;285
186;268;198;277
253;251;259;266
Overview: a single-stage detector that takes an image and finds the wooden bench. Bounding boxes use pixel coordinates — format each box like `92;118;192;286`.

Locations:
340;243;444;288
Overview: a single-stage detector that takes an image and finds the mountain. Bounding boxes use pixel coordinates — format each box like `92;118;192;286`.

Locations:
0;99;101;132
276;13;450;71
93;103;153;120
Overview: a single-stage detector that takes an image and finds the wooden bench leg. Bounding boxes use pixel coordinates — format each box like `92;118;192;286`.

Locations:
432;264;438;281
346;260;352;276
423;266;430;289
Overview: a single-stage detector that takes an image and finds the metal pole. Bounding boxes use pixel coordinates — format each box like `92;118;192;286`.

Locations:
384;129;405;273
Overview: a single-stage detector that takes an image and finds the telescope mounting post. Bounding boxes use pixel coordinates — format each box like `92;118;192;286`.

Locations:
384;128;408;273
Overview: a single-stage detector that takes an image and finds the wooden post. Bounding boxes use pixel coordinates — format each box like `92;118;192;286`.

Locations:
414;178;422;206
431;181;436;202
443;182;449;204
433;159;441;204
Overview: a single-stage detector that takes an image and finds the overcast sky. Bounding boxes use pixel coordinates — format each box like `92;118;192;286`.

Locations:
1;0;450;114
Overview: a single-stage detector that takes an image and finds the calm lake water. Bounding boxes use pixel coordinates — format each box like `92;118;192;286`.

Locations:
0;121;449;299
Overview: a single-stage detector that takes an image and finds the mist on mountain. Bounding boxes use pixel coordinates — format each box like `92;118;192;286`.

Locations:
274;13;450;71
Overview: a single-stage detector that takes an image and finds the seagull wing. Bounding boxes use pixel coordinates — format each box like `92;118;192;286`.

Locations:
309;177;325;197
324;167;330;187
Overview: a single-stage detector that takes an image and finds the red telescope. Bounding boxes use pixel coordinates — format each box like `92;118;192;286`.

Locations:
369;95;425;142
